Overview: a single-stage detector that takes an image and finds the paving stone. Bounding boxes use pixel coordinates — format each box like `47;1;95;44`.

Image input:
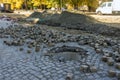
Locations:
0;75;4;79
40;78;47;80
93;74;100;79
116;71;120;79
108;70;116;77
74;76;80;80
101;77;116;80
101;56;108;62
115;63;120;70
58;74;64;78
57;70;64;74
4;77;12;80
80;65;89;72
107;58;114;66
22;75;29;80
38;75;44;78
0;37;119;80
44;72;51;76
87;76;95;80
90;66;97;72
12;77;20;80
32;77;40;80
58;78;65;80
53;77;59;80
65;73;73;80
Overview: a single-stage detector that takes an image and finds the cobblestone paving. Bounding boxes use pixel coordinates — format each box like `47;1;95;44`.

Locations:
0;39;118;80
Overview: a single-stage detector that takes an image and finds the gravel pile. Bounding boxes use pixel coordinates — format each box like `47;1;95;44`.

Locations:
0;24;119;53
35;11;120;37
59;11;94;26
28;12;43;18
38;11;94;27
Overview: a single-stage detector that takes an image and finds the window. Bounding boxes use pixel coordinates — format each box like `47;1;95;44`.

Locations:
100;3;106;7
108;3;112;7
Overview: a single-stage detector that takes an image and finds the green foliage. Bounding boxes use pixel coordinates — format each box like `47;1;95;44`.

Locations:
0;0;99;11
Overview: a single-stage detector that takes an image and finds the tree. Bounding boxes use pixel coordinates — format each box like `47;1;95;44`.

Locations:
67;0;81;10
1;0;99;11
86;0;99;11
24;0;28;10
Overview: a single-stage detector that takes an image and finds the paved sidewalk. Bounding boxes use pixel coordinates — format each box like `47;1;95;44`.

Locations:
0;39;117;80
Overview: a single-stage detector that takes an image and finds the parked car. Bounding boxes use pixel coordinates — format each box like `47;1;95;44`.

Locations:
96;0;120;14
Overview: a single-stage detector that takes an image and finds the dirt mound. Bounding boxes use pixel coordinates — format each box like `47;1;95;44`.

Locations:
28;11;44;18
38;11;95;27
85;24;120;36
59;11;94;25
37;11;120;37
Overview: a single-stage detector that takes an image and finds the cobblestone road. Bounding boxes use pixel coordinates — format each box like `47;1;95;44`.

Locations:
0;39;118;80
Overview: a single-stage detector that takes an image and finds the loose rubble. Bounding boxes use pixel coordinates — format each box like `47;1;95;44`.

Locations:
0;13;119;80
30;11;120;37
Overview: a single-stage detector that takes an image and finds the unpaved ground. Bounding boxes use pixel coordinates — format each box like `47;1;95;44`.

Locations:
90;15;120;23
0;13;26;18
90;15;120;29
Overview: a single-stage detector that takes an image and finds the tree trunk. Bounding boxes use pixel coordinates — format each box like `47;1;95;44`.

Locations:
88;6;96;12
25;0;28;10
74;4;78;10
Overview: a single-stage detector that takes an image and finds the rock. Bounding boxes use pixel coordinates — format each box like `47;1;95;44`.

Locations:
31;41;36;47
90;66;97;72
26;18;39;23
66;73;73;80
103;42;108;47
3;40;7;44
104;53;111;57
19;48;23;51
113;52;120;58
101;56;108;62
108;70;116;77
27;50;31;54
118;48;120;53
96;48;102;53
94;43;99;49
48;42;54;47
35;45;40;52
90;42;94;47
107;58;114;66
80;65;89;72
117;72;120;79
18;40;24;46
115;63;120;70
12;40;18;46
58;56;65;62
79;40;86;45
28;44;33;48
115;58;120;62
5;40;12;46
